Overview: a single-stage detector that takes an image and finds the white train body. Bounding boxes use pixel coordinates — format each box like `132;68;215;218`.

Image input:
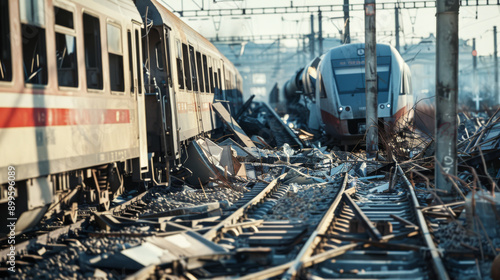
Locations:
310;43;414;144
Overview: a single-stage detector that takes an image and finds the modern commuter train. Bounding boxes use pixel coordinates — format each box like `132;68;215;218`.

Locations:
284;43;414;145
0;0;242;233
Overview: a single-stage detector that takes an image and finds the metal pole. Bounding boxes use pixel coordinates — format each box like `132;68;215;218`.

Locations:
473;38;479;111
344;0;351;44
318;11;323;55
395;6;400;52
365;0;378;158
494;26;498;104
277;38;281;65
302;36;306;65
310;14;315;60
435;0;459;194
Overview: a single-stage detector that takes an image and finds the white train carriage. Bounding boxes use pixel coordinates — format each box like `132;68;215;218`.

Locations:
136;0;243;182
0;0;148;232
310;43;414;144
0;0;243;235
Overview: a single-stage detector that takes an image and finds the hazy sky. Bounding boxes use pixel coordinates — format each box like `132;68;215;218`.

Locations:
165;0;500;56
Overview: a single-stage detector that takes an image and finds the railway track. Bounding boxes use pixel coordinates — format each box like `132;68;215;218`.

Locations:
234;164;449;280
0;189;149;264
5;158;472;279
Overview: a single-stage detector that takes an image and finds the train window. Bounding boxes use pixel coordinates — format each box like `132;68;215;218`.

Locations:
107;23;124;92
155;42;164;70
83;13;103;90
135;30;142;94
182;43;191;90
21;0;47;85
22;25;48;85
189;45;198;92
214;71;218;95
127;31;134;93
0;0;12;82
55;7;78;87
55;34;78;87
20;0;45;27
54;7;73;29
209;65;214;93
176;40;184;89
332;56;390;94
196;51;204;93
202;55;210;93
218;68;222;92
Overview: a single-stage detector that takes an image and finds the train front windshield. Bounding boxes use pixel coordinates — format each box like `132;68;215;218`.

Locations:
332;56;391;103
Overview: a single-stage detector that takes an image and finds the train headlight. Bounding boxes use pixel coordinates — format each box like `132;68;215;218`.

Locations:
338;106;343;113
387;103;391;108
379;104;385;109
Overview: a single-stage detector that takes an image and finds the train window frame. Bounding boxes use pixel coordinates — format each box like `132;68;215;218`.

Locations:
0;0;13;83
54;6;78;88
83;12;103;91
196;51;204;93
189;45;198;92
107;22;125;94
182;43;191;91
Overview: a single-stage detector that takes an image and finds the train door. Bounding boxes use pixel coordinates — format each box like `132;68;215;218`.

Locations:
132;21;149;175
162;25;180;159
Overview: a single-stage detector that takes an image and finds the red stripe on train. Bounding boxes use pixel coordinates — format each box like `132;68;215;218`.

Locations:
0;108;130;128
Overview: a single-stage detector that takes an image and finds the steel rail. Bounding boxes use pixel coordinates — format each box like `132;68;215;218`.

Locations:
0;190;149;263
202;172;288;241
0;219;87;262
227;173;349;280
281;173;349;280
397;164;450;280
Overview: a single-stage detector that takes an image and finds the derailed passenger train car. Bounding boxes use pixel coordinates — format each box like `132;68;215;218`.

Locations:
0;0;242;234
312;43;413;144
135;0;243;183
284;43;414;145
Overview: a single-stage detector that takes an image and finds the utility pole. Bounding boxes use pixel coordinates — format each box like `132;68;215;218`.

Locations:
344;0;351;44
473;38;479;111
395;5;400;52
318;11;323;55
494;26;498;104
310;14;315;60
435;0;459;195
302;36;306;65
365;0;377;158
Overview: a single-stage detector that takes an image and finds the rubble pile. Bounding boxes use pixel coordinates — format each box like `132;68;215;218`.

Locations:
143;185;246;215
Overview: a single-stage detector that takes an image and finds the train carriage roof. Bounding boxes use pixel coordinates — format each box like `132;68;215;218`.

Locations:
135;0;218;52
